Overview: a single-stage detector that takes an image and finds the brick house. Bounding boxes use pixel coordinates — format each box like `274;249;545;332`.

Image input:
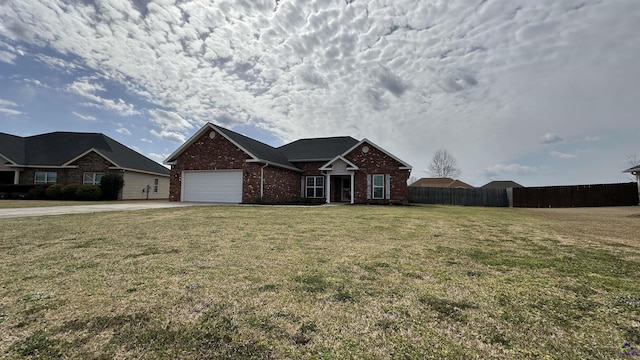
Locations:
164;123;412;204
0;131;170;200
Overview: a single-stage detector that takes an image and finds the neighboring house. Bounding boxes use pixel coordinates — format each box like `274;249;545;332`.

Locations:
409;177;474;189
480;180;523;189
164;123;412;204
0;132;170;200
623;165;640;203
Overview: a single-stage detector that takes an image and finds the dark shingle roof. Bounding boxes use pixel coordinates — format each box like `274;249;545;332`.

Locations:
278;137;359;161
480;180;523;189
165;123;410;171
0;132;169;175
214;126;297;169
0;133;26;165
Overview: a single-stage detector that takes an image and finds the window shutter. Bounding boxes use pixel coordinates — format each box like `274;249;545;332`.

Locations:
385;174;391;199
366;174;371;199
301;177;305;198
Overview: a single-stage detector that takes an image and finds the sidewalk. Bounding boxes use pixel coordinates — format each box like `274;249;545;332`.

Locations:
0;202;200;219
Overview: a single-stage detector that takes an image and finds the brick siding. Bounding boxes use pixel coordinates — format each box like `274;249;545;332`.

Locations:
19;151;119;185
169;128;249;201
345;142;410;204
241;163;301;203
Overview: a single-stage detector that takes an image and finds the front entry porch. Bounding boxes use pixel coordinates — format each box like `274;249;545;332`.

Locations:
0;170;19;185
321;156;358;204
328;175;353;203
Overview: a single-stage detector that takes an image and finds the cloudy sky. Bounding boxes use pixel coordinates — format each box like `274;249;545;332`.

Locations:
1;0;639;186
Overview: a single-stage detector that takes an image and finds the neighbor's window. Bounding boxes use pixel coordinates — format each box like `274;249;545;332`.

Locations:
34;171;57;184
306;176;324;198
372;174;385;199
153;178;159;193
83;172;104;185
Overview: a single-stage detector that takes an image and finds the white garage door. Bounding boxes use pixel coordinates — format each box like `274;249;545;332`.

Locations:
182;170;243;203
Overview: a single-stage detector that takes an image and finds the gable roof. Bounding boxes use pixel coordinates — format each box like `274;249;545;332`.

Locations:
164;123;299;171
165;123;412;172
319;156;359;171
214;126;297;170
278;136;359;161
480;180;524;189
0;131;169;176
342;138;412;170
409;177;474;189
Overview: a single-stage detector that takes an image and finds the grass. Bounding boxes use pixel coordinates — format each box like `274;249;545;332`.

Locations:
1;204;639;359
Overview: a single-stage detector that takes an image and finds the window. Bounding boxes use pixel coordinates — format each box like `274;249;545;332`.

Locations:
83;172;104;185
153;178;159;193
372;174;385;199
34;171;57;184
305;176;324;198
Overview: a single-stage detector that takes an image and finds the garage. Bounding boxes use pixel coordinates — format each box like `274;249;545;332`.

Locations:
181;170;243;203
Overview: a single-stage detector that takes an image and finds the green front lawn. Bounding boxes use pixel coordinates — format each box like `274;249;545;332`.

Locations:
1;205;639;359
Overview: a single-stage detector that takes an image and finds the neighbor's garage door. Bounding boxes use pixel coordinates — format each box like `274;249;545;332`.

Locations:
182;170;243;203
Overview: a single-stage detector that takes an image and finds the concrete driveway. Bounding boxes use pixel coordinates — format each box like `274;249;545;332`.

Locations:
0;201;205;219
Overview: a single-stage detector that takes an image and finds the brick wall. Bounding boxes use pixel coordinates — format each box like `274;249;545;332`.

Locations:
67;152;118;184
169;128;248;201
345;142;410;204
19;152;118;185
241;163;301;203
169;128;301;203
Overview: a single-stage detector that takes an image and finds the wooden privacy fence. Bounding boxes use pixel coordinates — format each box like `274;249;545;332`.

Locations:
408;187;509;207
409;182;639;208
511;182;639;208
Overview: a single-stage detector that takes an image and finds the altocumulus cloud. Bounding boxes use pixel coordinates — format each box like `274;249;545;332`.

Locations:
1;0;639;186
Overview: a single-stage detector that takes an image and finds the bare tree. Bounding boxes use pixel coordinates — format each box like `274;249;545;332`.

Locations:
428;149;461;178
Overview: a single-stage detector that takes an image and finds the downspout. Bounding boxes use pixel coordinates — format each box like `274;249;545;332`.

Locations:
260;163;268;200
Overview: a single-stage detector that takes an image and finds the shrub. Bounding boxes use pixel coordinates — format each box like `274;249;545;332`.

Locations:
26;185;49;200
100;174;124;200
61;184;81;200
46;184;65;199
76;185;102;201
0;184;36;199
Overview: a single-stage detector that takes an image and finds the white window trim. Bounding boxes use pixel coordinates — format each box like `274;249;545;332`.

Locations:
372;174;385;199
34;171;57;184
305;176;325;198
83;172;104;185
153;178;159;193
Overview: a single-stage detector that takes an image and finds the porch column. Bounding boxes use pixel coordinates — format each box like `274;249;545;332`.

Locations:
325;174;331;204
14;170;20;184
350;173;355;204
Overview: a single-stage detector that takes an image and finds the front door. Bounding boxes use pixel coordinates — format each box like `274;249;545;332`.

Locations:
341;177;351;202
